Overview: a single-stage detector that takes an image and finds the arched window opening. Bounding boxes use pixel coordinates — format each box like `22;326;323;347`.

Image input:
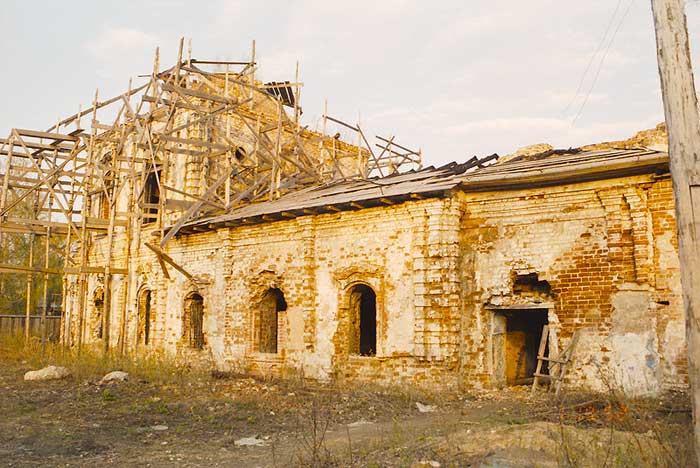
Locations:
143;169;161;225
184;293;204;349
92;286;104;340
234;147;247;162
349;284;376;356
259;288;287;354
138;289;153;346
98;171;115;219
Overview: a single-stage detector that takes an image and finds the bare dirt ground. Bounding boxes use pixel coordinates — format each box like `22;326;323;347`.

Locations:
0;344;695;467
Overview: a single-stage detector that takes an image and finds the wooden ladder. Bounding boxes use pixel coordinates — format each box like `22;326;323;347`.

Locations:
531;325;580;396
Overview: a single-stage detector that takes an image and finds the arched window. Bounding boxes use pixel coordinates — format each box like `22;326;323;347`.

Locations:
138;289;153;345
92;286;104;339
142;169;160;224
258;288;287;354
349;284;376;356
184;293;204;349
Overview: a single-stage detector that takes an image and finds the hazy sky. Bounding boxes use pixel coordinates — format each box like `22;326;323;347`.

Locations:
1;0;699;167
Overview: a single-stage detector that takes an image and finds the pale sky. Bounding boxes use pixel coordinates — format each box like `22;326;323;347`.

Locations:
1;0;699;167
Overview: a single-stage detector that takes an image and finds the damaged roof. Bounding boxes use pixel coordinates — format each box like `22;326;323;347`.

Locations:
176;147;668;235
458;147;668;191
178;157;490;234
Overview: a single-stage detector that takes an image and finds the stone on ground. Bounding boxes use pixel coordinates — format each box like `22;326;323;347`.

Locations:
234;436;266;447
100;371;129;384
24;365;71;381
415;402;437;413
411;461;441;468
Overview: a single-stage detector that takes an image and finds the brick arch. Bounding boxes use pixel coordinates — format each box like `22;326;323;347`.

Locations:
331;266;385;375
247;270;287;355
183;290;205;350
134;276;156;348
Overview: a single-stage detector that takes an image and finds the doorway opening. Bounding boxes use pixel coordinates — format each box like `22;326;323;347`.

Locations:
493;308;548;385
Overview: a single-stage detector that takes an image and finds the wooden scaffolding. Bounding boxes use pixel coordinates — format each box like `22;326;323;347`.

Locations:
0;39;422;352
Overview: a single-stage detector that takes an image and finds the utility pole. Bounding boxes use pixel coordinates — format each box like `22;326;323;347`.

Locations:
651;0;700;464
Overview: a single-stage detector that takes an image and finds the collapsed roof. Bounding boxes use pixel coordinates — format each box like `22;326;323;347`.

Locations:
177;146;669;235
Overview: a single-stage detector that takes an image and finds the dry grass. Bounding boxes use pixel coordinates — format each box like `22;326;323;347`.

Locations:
553;390;695;468
0;332;695;468
0;332;206;385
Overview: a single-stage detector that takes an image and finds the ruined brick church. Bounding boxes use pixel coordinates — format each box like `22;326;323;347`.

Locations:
78;117;682;397
1;49;683;396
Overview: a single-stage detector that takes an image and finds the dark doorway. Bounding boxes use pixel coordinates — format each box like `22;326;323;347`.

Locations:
349;284;376;356
494;309;548;385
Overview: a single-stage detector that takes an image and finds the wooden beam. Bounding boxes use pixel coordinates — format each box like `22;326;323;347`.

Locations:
190;59;254;65
63;266;128;275
0;263;62;275
0;138;73;153
14;129;79;142
144;242;192;280
160;82;236;106
160;167;240;248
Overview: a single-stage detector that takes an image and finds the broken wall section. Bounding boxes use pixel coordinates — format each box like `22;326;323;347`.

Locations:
458;174;685;396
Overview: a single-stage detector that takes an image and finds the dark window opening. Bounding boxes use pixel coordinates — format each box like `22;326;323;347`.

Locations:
93;287;104;339
259;288;286;353
495;309;548;385
184;293;204;350
513;273;551;296
99;170;115;219
349;284;376;356
234;147;247;162
138;290;152;345
143;169;161;224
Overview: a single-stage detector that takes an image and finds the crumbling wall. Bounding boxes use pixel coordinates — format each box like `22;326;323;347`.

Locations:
62;152;685;395
458;174;685;395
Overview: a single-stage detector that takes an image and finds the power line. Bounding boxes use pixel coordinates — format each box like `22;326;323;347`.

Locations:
562;0;624;117
572;0;636;123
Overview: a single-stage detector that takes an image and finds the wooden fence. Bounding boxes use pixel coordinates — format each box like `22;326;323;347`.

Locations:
0;315;61;342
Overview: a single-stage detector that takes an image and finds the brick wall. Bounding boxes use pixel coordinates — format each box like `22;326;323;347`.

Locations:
63;173;686;395
458;174;685;394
